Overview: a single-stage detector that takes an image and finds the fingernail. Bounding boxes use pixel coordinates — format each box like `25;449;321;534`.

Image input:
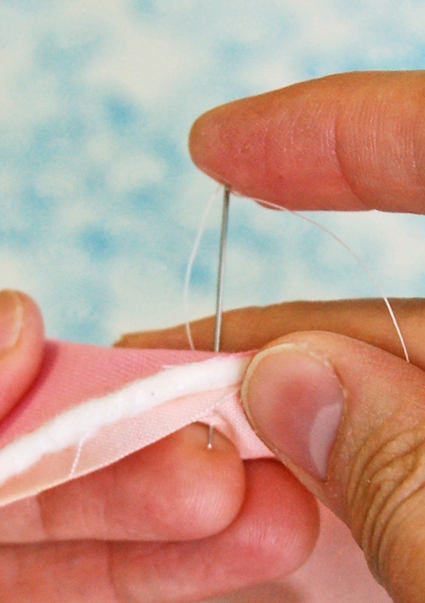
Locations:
242;344;344;480
0;290;23;353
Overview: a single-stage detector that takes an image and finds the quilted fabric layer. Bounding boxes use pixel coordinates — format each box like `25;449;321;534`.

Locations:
0;340;391;602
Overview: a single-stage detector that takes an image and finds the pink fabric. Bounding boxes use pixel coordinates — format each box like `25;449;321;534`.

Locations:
0;341;271;504
0;340;391;602
0;341;220;447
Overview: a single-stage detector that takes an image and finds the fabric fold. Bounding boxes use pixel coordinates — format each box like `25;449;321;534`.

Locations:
0;339;392;602
0;340;271;506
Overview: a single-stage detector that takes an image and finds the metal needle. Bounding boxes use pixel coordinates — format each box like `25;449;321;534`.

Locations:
213;185;230;353
207;424;214;450
208;185;230;451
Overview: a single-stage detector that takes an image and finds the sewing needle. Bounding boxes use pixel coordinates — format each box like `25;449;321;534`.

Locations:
208;185;230;450
213;185;230;353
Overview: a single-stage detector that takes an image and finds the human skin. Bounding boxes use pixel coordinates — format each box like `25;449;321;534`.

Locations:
124;71;425;603
2;293;415;603
3;71;425;602
0;290;318;602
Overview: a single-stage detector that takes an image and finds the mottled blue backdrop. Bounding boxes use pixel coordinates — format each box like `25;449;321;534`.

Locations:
1;0;425;344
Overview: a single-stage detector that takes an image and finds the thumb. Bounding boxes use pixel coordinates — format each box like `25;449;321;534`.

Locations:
242;331;425;603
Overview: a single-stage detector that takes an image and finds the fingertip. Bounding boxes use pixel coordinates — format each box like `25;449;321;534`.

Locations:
146;424;246;539
189;105;232;184
86;424;247;542
188;109;213;166
112;333;134;347
113;327;191;350
189;72;425;213
0;290;45;419
241;460;320;576
16;291;45;345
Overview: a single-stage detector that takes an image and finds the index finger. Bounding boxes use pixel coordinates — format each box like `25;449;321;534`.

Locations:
189;71;425;213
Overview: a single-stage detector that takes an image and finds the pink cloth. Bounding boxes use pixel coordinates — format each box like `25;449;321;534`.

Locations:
0;340;391;602
0;340;270;504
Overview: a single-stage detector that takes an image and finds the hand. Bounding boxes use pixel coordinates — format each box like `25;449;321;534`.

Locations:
126;71;425;603
0;290;317;602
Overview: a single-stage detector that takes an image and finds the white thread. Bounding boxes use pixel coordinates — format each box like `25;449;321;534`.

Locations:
183;184;221;350
183;186;409;364
254;197;410;363
68;435;87;479
0;355;250;487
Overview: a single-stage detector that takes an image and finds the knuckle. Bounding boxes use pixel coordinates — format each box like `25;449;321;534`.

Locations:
346;425;425;580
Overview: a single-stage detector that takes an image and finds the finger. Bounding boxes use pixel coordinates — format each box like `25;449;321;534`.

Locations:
190;71;425;213
0;460;319;602
0;424;245;543
0;290;44;420
242;331;425;602
115;297;425;367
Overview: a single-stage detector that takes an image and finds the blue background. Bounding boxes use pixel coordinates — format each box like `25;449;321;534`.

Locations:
1;0;425;344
